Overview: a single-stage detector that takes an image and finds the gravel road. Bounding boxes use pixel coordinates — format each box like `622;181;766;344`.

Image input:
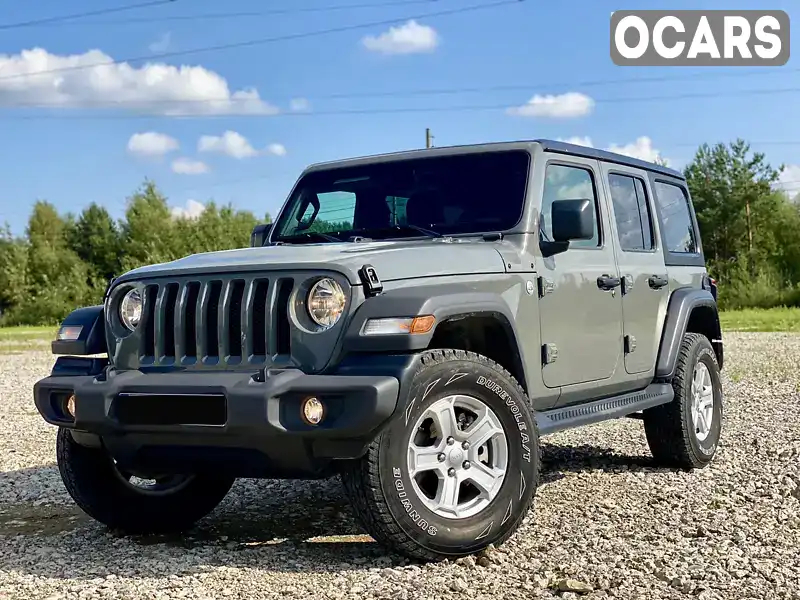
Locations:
1;333;799;600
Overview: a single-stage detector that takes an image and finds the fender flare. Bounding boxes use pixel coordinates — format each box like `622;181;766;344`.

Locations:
655;287;722;379
51;305;107;356
339;284;530;392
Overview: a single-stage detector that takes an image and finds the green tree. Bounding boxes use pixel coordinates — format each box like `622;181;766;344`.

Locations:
9;201;95;324
119;181;180;271
67;203;122;282
684;139;782;276
684;139;800;308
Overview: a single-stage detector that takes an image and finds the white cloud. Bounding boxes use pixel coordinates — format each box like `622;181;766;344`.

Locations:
557;135;670;166
265;143;287;156
171;157;209;175
289;97;310;112
127;131;179;157
0;47;279;116
775;164;800;196
197;132;286;159
198;130;258;159
148;32;171;53
607;137;665;163
558;136;593;148
507;92;594;119
171;199;206;220
362;20;439;55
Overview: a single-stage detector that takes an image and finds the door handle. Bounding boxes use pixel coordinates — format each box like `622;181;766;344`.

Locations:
648;274;669;289
597;274;621;291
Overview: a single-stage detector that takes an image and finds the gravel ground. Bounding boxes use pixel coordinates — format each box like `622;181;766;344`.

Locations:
1;333;799;600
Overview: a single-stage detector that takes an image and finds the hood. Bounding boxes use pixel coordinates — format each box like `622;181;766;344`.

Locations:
115;238;510;285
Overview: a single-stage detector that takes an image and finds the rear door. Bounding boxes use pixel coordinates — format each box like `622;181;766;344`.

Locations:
600;163;670;375
535;155;624;389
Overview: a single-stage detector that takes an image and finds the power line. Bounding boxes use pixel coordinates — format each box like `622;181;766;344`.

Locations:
2;65;798;109
0;0;176;31
24;0;442;27
5;85;800;120
0;0;524;83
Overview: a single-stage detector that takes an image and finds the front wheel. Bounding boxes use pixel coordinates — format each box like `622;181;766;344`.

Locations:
341;349;540;561
56;428;236;534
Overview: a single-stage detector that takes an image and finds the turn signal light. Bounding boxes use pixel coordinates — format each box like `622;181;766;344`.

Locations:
361;315;436;336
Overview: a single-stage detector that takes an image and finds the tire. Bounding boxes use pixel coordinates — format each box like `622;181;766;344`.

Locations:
56;427;236;534
340;349;540;561
643;332;723;469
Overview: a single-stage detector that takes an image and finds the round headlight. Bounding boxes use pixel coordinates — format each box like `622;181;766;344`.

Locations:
307;278;346;329
119;289;143;331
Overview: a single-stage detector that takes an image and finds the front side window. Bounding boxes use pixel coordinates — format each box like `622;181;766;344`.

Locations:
273;151;530;242
540;163;600;248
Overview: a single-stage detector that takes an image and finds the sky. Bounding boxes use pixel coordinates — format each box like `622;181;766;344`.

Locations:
1;0;799;235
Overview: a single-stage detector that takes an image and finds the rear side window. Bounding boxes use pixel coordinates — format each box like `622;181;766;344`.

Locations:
608;173;654;251
653;181;697;254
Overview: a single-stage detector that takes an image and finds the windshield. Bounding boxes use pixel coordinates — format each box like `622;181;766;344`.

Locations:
272;150;530;243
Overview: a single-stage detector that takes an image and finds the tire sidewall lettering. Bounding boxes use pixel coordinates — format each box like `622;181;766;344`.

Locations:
392;467;438;536
475;375;532;463
381;356;538;553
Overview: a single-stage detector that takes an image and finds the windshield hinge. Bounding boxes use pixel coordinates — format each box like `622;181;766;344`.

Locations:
359;264;383;297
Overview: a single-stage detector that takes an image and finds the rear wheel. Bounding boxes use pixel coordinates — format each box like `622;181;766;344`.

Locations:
643;332;723;469
56;428;235;534
341;349;540;561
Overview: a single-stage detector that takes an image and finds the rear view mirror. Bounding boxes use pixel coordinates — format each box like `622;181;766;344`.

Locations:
250;223;272;247
551;198;594;242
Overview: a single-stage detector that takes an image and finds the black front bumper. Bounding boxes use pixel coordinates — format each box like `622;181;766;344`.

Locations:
33;358;400;478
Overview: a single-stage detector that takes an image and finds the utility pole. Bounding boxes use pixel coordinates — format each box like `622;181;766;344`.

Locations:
425;128;434;149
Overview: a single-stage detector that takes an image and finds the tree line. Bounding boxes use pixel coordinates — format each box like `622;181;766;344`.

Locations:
1;139;799;326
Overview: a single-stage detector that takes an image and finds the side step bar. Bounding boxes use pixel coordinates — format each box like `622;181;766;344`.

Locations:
535;383;674;436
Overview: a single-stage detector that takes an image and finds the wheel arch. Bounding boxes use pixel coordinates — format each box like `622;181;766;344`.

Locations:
655;287;723;379
339;285;530;394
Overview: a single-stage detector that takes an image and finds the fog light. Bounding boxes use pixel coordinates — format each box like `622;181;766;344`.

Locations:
64;394;76;418
301;397;325;425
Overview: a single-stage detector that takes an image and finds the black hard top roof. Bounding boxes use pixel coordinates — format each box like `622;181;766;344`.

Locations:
305;139;684;180
535;139;683;179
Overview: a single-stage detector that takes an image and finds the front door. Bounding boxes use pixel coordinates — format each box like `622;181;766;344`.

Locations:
535;156;624;389
601;164;670;375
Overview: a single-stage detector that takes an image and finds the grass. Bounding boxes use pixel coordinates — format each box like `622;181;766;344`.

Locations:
719;307;800;333
0;308;798;354
0;326;56;353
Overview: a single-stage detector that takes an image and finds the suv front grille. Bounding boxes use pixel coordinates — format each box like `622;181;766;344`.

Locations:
135;275;295;367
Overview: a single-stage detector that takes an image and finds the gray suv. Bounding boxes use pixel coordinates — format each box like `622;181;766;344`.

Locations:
34;139;724;561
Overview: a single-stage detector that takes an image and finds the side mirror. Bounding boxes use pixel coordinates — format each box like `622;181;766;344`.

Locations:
551;198;594;242
250;223;272;247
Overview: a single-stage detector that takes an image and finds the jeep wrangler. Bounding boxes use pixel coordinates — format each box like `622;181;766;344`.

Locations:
33;139;723;561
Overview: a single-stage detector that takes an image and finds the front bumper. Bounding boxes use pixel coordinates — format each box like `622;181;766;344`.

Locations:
33;359;399;478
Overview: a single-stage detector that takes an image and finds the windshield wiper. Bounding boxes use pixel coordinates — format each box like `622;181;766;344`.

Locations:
395;224;443;238
274;231;341;244
353;224;443;239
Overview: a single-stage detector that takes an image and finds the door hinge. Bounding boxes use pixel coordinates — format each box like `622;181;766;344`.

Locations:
542;343;558;364
537;276;554;298
624;334;637;354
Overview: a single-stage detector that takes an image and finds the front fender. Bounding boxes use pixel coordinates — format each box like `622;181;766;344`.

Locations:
51;305;107;356
338;283;529;389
